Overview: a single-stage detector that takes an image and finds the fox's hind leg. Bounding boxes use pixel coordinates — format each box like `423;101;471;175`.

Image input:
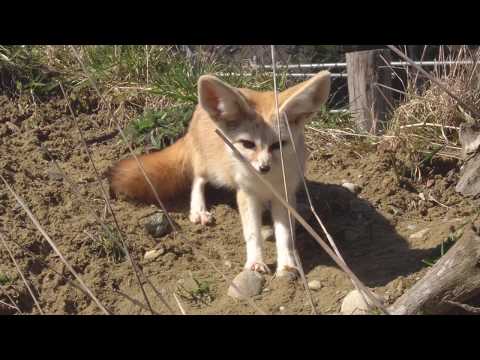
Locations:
189;176;213;225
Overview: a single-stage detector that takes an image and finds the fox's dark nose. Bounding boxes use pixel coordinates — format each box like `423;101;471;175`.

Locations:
259;164;271;173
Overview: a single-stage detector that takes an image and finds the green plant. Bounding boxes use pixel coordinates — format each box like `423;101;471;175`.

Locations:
0;45;65;97
176;274;214;306
127;104;194;149
0;273;11;286
310;106;354;129
421;228;462;267
91;225;126;264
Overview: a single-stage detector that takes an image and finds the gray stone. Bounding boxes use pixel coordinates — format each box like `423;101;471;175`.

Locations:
227;270;265;300
145;212;171;238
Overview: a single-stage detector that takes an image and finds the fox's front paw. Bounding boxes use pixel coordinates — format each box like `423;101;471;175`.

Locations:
189;210;214;226
276;266;299;281
245;261;271;274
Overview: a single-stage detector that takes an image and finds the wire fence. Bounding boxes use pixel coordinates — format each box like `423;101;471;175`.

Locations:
194;45;480;113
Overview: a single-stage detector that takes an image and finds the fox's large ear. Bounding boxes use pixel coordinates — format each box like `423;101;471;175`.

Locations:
279;71;331;124
198;75;251;122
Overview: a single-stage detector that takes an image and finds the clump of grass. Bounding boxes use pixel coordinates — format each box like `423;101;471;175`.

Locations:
0;45;66;98
311;106;354;129
380;46;480;182
175;273;214;306
127;104;194;150
0;273;12;286
151;49;291;106
90;225;126;264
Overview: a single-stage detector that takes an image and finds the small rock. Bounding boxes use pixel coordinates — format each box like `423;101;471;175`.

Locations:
145;212;171;238
342;182;361;194
261;225;275;242
341;289;381;315
224;260;232;269
407;224;417;231
308;280;322;290
227;270;265;300
144;247;165;260
419;192;426;201
279;306;285;312
409;228;430;240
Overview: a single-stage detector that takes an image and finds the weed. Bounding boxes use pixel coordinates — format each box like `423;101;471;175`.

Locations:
176;273;214;306
0;273;11;286
127;105;194;149
90;225;126;264
421;227;462;267
310;106;354;130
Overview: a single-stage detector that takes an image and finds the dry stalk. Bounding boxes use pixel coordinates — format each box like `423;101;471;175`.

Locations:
0;233;44;314
41;144;173;313
173;292;187;315
0;299;20;312
270;45;318;315
0;175;110;315
387;45;480;118
445;300;480;314
112;289;161;315
58;82;155;315
69;46;268;316
215;129;389;314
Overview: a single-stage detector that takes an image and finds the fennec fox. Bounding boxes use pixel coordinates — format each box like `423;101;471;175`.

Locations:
109;71;331;277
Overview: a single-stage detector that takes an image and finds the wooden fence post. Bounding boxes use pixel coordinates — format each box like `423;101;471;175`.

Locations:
346;49;393;134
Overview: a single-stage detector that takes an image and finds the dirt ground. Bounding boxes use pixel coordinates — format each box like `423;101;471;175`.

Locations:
0;94;477;315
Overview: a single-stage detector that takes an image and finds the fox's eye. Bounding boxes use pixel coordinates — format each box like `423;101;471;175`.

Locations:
240;140;256;149
270;140;287;151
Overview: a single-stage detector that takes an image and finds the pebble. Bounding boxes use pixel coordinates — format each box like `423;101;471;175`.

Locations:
279;306;285;312
342;182;361;194
144;212;171;238
224;260;232;269
407;224;417;231
144;247;165;260
409;228;430;240
308;280;322;290
341;289;381;315
227;270;265;300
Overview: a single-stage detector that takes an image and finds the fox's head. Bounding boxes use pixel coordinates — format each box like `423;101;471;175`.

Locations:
197;71;331;174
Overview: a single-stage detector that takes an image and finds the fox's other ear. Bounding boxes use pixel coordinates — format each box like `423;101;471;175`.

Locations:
198;75;251;122
279;71;331;124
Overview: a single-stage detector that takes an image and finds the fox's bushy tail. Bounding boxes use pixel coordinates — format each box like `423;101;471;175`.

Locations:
108;136;192;204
